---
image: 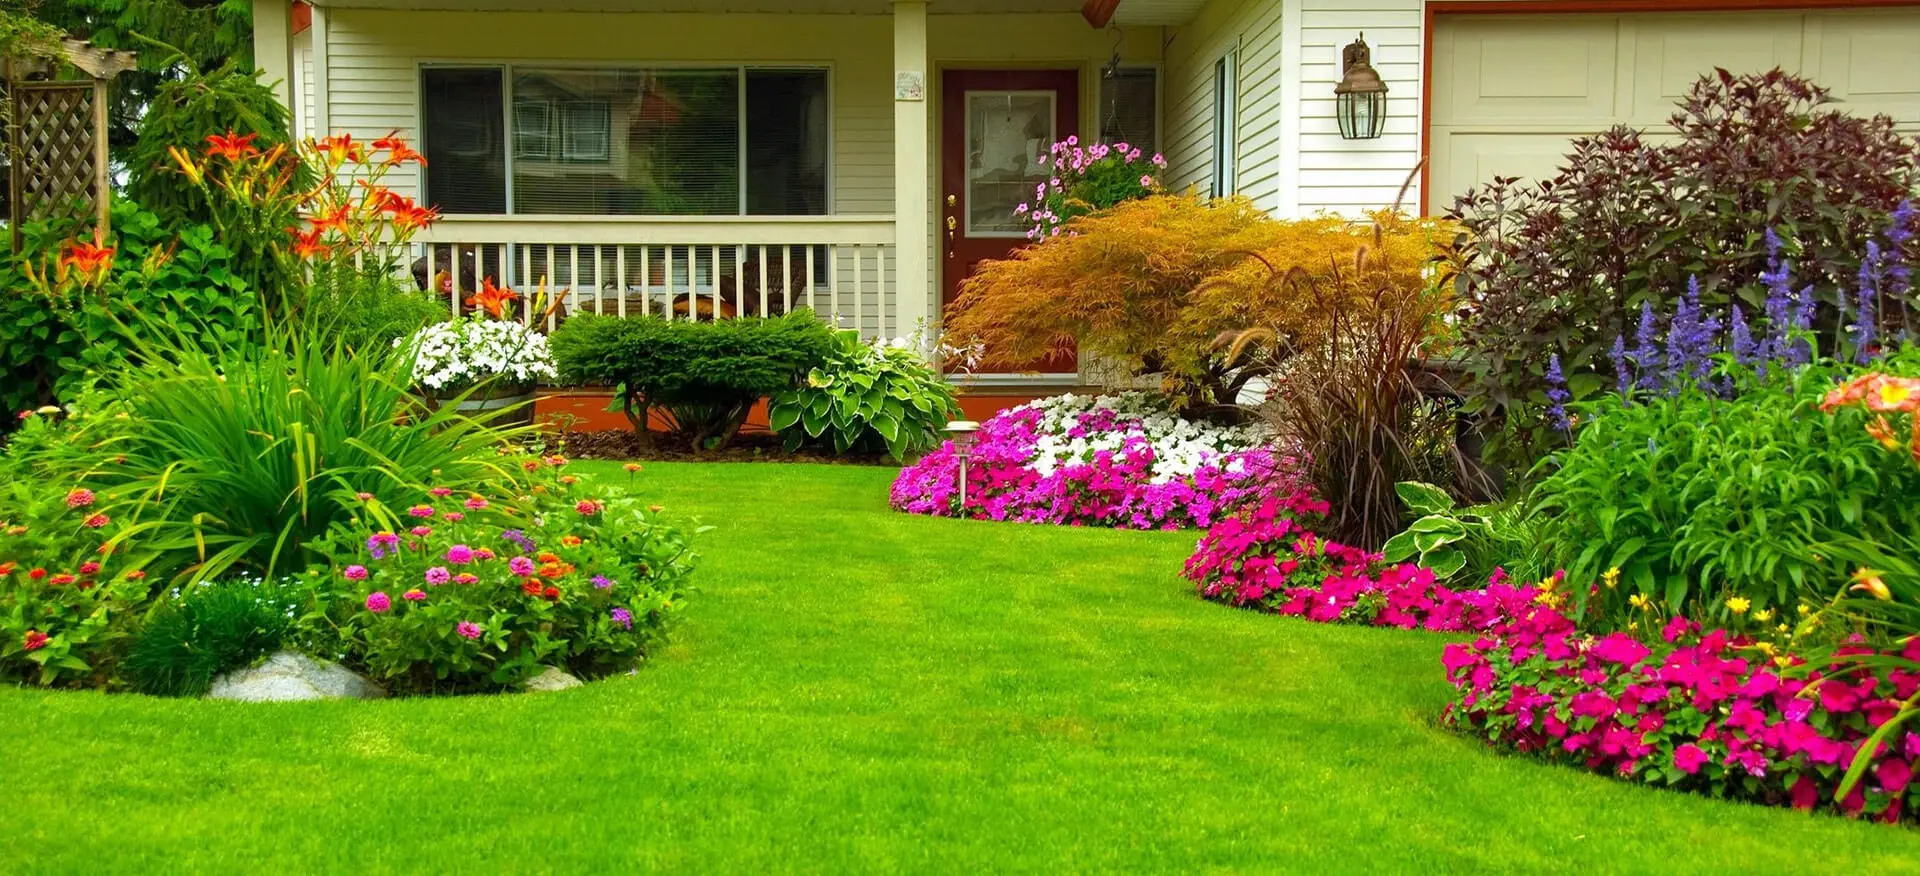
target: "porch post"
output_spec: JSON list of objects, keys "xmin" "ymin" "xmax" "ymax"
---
[
  {"xmin": 891, "ymin": 0, "xmax": 933, "ymax": 341},
  {"xmin": 252, "ymin": 0, "xmax": 294, "ymax": 122}
]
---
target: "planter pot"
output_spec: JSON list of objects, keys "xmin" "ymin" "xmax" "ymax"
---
[{"xmin": 437, "ymin": 384, "xmax": 536, "ymax": 428}]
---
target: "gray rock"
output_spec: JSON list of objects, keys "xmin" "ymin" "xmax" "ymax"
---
[
  {"xmin": 207, "ymin": 651, "xmax": 386, "ymax": 702},
  {"xmin": 524, "ymin": 666, "xmax": 584, "ymax": 692}
]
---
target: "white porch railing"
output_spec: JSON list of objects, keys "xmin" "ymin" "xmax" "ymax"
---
[{"xmin": 409, "ymin": 215, "xmax": 901, "ymax": 339}]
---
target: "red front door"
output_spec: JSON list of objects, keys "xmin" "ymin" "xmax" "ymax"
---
[{"xmin": 940, "ymin": 69, "xmax": 1079, "ymax": 374}]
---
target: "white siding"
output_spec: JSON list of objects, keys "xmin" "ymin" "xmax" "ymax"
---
[
  {"xmin": 1297, "ymin": 0, "xmax": 1423, "ymax": 216},
  {"xmin": 319, "ymin": 10, "xmax": 897, "ymax": 212},
  {"xmin": 293, "ymin": 31, "xmax": 314, "ymax": 140},
  {"xmin": 1163, "ymin": 0, "xmax": 1288, "ymax": 211}
]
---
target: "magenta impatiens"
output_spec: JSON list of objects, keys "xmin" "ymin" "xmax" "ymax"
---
[
  {"xmin": 1443, "ymin": 597, "xmax": 1920, "ymax": 823},
  {"xmin": 890, "ymin": 393, "xmax": 1291, "ymax": 530},
  {"xmin": 1184, "ymin": 488, "xmax": 1535, "ymax": 632}
]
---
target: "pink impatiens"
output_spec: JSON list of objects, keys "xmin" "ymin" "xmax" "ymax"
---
[
  {"xmin": 1443, "ymin": 593, "xmax": 1920, "ymax": 824},
  {"xmin": 891, "ymin": 394, "xmax": 1292, "ymax": 530}
]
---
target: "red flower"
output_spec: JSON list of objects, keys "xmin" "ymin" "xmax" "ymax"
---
[
  {"xmin": 521, "ymin": 579, "xmax": 544, "ymax": 596},
  {"xmin": 204, "ymin": 131, "xmax": 261, "ymax": 161},
  {"xmin": 65, "ymin": 488, "xmax": 95, "ymax": 508},
  {"xmin": 78, "ymin": 561, "xmax": 100, "ymax": 575},
  {"xmin": 57, "ymin": 241, "xmax": 116, "ymax": 278},
  {"xmin": 28, "ymin": 568, "xmax": 46, "ymax": 581},
  {"xmin": 49, "ymin": 573, "xmax": 75, "ymax": 586},
  {"xmin": 309, "ymin": 204, "xmax": 354, "ymax": 235},
  {"xmin": 22, "ymin": 630, "xmax": 48, "ymax": 651},
  {"xmin": 82, "ymin": 513, "xmax": 110, "ymax": 529},
  {"xmin": 372, "ymin": 132, "xmax": 426, "ymax": 167},
  {"xmin": 465, "ymin": 277, "xmax": 519, "ymax": 319},
  {"xmin": 0, "ymin": 562, "xmax": 14, "ymax": 576},
  {"xmin": 290, "ymin": 227, "xmax": 332, "ymax": 259},
  {"xmin": 542, "ymin": 586, "xmax": 561, "ymax": 601}
]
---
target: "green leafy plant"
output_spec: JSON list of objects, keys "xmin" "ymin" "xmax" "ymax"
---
[
  {"xmin": 0, "ymin": 475, "xmax": 151, "ymax": 688},
  {"xmin": 1532, "ymin": 348, "xmax": 1920, "ymax": 629},
  {"xmin": 1380, "ymin": 482, "xmax": 1543, "ymax": 584},
  {"xmin": 122, "ymin": 576, "xmax": 304, "ymax": 697},
  {"xmin": 768, "ymin": 330, "xmax": 960, "ymax": 461},
  {"xmin": 549, "ymin": 311, "xmax": 835, "ymax": 451},
  {"xmin": 125, "ymin": 57, "xmax": 298, "ymax": 230},
  {"xmin": 301, "ymin": 461, "xmax": 695, "ymax": 693},
  {"xmin": 89, "ymin": 321, "xmax": 534, "ymax": 582}
]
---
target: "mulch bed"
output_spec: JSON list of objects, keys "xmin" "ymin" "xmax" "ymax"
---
[{"xmin": 558, "ymin": 429, "xmax": 898, "ymax": 466}]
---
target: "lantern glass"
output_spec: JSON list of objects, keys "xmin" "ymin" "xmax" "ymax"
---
[{"xmin": 1337, "ymin": 90, "xmax": 1387, "ymax": 140}]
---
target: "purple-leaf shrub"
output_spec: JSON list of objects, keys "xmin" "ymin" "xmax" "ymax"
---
[
  {"xmin": 889, "ymin": 393, "xmax": 1290, "ymax": 530},
  {"xmin": 1444, "ymin": 598, "xmax": 1920, "ymax": 824}
]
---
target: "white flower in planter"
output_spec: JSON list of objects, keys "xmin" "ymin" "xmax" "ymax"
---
[{"xmin": 399, "ymin": 318, "xmax": 557, "ymax": 394}]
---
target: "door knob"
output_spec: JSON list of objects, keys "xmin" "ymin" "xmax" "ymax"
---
[{"xmin": 945, "ymin": 194, "xmax": 956, "ymax": 207}]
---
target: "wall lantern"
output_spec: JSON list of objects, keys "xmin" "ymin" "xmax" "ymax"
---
[
  {"xmin": 944, "ymin": 420, "xmax": 981, "ymax": 508},
  {"xmin": 1334, "ymin": 33, "xmax": 1389, "ymax": 141}
]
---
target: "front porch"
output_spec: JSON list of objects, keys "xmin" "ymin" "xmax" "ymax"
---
[{"xmin": 254, "ymin": 0, "xmax": 1172, "ymax": 349}]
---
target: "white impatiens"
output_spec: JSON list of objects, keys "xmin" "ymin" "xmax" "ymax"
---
[
  {"xmin": 1019, "ymin": 392, "xmax": 1270, "ymax": 484},
  {"xmin": 399, "ymin": 318, "xmax": 557, "ymax": 393}
]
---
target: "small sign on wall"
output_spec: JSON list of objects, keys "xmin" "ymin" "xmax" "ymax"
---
[{"xmin": 895, "ymin": 71, "xmax": 925, "ymax": 102}]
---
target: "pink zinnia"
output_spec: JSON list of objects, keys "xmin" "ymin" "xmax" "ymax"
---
[
  {"xmin": 343, "ymin": 564, "xmax": 369, "ymax": 581},
  {"xmin": 575, "ymin": 500, "xmax": 602, "ymax": 516},
  {"xmin": 424, "ymin": 566, "xmax": 451, "ymax": 585},
  {"xmin": 403, "ymin": 588, "xmax": 427, "ymax": 601},
  {"xmin": 509, "ymin": 556, "xmax": 536, "ymax": 576},
  {"xmin": 453, "ymin": 573, "xmax": 479, "ymax": 585},
  {"xmin": 464, "ymin": 497, "xmax": 488, "ymax": 510},
  {"xmin": 82, "ymin": 513, "xmax": 109, "ymax": 529},
  {"xmin": 429, "ymin": 487, "xmax": 453, "ymax": 497},
  {"xmin": 408, "ymin": 505, "xmax": 435, "ymax": 519},
  {"xmin": 410, "ymin": 526, "xmax": 433, "ymax": 538},
  {"xmin": 456, "ymin": 621, "xmax": 482, "ymax": 639},
  {"xmin": 365, "ymin": 591, "xmax": 391, "ymax": 613},
  {"xmin": 446, "ymin": 544, "xmax": 475, "ymax": 565},
  {"xmin": 444, "ymin": 512, "xmax": 465, "ymax": 522},
  {"xmin": 475, "ymin": 548, "xmax": 496, "ymax": 561},
  {"xmin": 65, "ymin": 488, "xmax": 94, "ymax": 508}
]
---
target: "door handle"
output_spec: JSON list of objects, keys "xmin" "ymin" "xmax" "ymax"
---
[{"xmin": 945, "ymin": 215, "xmax": 956, "ymax": 257}]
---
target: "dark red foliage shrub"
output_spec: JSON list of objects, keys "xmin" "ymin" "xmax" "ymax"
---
[{"xmin": 1447, "ymin": 68, "xmax": 1920, "ymax": 460}]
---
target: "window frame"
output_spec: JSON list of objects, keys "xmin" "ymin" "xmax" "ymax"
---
[
  {"xmin": 1211, "ymin": 52, "xmax": 1237, "ymax": 199},
  {"xmin": 417, "ymin": 60, "xmax": 835, "ymax": 217}
]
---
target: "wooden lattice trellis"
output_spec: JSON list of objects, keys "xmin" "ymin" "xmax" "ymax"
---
[{"xmin": 4, "ymin": 39, "xmax": 134, "ymax": 247}]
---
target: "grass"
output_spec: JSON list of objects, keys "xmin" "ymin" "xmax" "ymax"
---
[{"xmin": 5, "ymin": 461, "xmax": 1918, "ymax": 874}]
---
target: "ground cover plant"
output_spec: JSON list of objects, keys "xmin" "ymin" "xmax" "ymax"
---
[
  {"xmin": 7, "ymin": 463, "xmax": 1919, "ymax": 873},
  {"xmin": 890, "ymin": 392, "xmax": 1288, "ymax": 529}
]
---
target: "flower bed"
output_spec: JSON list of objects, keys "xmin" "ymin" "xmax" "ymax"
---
[
  {"xmin": 1184, "ymin": 489, "xmax": 1534, "ymax": 631},
  {"xmin": 1442, "ymin": 602, "xmax": 1920, "ymax": 823},
  {"xmin": 889, "ymin": 393, "xmax": 1289, "ymax": 529}
]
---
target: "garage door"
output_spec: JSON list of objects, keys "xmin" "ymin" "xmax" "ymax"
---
[{"xmin": 1429, "ymin": 9, "xmax": 1920, "ymax": 211}]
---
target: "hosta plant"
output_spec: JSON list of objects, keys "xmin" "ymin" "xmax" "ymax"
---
[{"xmin": 768, "ymin": 330, "xmax": 961, "ymax": 461}]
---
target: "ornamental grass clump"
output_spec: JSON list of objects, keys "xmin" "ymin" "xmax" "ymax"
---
[{"xmin": 889, "ymin": 392, "xmax": 1287, "ymax": 530}]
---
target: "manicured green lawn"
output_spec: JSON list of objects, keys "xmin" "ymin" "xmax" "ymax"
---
[{"xmin": 5, "ymin": 462, "xmax": 1917, "ymax": 873}]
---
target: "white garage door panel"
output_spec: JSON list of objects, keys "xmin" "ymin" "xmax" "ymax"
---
[
  {"xmin": 1430, "ymin": 9, "xmax": 1920, "ymax": 211},
  {"xmin": 1629, "ymin": 15, "xmax": 1804, "ymax": 123}
]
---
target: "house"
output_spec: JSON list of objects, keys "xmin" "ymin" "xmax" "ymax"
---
[{"xmin": 252, "ymin": 0, "xmax": 1920, "ymax": 402}]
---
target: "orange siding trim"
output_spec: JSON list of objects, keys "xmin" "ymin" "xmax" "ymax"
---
[{"xmin": 1417, "ymin": 0, "xmax": 1920, "ymax": 215}]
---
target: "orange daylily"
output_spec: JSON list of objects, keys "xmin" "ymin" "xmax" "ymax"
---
[
  {"xmin": 57, "ymin": 241, "xmax": 115, "ymax": 282},
  {"xmin": 290, "ymin": 227, "xmax": 332, "ymax": 259},
  {"xmin": 372, "ymin": 132, "xmax": 427, "ymax": 166},
  {"xmin": 312, "ymin": 134, "xmax": 365, "ymax": 165},
  {"xmin": 309, "ymin": 204, "xmax": 354, "ymax": 234},
  {"xmin": 465, "ymin": 277, "xmax": 519, "ymax": 319},
  {"xmin": 204, "ymin": 131, "xmax": 260, "ymax": 161},
  {"xmin": 372, "ymin": 190, "xmax": 439, "ymax": 231}
]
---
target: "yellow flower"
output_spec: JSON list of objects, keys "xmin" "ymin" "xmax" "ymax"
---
[
  {"xmin": 1629, "ymin": 593, "xmax": 1651, "ymax": 610},
  {"xmin": 1774, "ymin": 655, "xmax": 1792, "ymax": 669},
  {"xmin": 1726, "ymin": 596, "xmax": 1751, "ymax": 615},
  {"xmin": 1752, "ymin": 608, "xmax": 1774, "ymax": 623},
  {"xmin": 1776, "ymin": 623, "xmax": 1790, "ymax": 635},
  {"xmin": 1602, "ymin": 567, "xmax": 1621, "ymax": 589},
  {"xmin": 1797, "ymin": 603, "xmax": 1811, "ymax": 616},
  {"xmin": 1879, "ymin": 381, "xmax": 1913, "ymax": 409},
  {"xmin": 1851, "ymin": 568, "xmax": 1892, "ymax": 601}
]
